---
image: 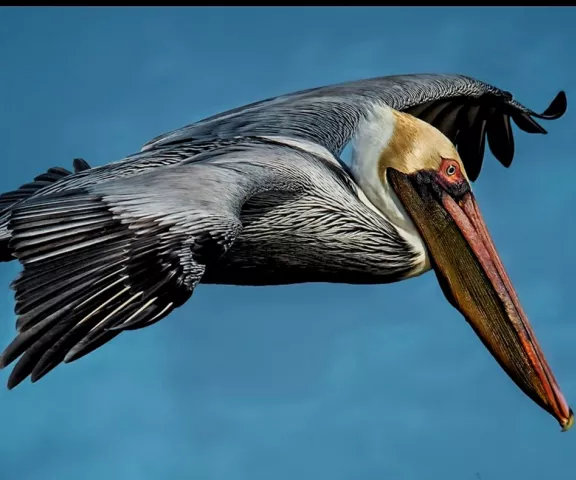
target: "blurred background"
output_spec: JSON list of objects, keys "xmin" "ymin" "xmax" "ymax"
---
[{"xmin": 0, "ymin": 6, "xmax": 575, "ymax": 480}]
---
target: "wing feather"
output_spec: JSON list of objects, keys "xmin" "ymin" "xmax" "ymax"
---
[
  {"xmin": 140, "ymin": 74, "xmax": 566, "ymax": 182},
  {"xmin": 0, "ymin": 139, "xmax": 312, "ymax": 388}
]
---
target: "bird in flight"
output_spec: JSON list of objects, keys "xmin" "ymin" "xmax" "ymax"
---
[{"xmin": 0, "ymin": 73, "xmax": 571, "ymax": 431}]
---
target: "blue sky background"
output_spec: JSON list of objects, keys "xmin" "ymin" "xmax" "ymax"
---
[{"xmin": 1, "ymin": 6, "xmax": 575, "ymax": 480}]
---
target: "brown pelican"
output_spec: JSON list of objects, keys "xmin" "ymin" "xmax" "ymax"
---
[{"xmin": 0, "ymin": 74, "xmax": 572, "ymax": 431}]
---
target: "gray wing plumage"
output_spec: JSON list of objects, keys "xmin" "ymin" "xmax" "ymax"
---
[
  {"xmin": 0, "ymin": 138, "xmax": 324, "ymax": 388},
  {"xmin": 143, "ymin": 73, "xmax": 567, "ymax": 181},
  {"xmin": 0, "ymin": 158, "xmax": 91, "ymax": 217}
]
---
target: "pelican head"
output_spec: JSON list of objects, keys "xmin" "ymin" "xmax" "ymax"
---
[{"xmin": 352, "ymin": 106, "xmax": 573, "ymax": 431}]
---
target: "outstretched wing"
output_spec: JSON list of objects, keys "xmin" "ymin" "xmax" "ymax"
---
[
  {"xmin": 0, "ymin": 138, "xmax": 312, "ymax": 388},
  {"xmin": 142, "ymin": 73, "xmax": 566, "ymax": 181}
]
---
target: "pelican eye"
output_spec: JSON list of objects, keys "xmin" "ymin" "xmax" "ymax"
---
[{"xmin": 445, "ymin": 164, "xmax": 457, "ymax": 176}]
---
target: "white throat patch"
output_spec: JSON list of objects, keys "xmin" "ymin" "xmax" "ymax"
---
[{"xmin": 350, "ymin": 103, "xmax": 430, "ymax": 277}]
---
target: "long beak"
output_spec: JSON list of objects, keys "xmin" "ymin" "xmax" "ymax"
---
[{"xmin": 388, "ymin": 168, "xmax": 573, "ymax": 431}]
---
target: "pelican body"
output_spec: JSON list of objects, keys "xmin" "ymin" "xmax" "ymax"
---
[{"xmin": 0, "ymin": 73, "xmax": 572, "ymax": 431}]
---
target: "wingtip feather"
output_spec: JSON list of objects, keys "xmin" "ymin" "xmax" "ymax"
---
[{"xmin": 534, "ymin": 90, "xmax": 568, "ymax": 120}]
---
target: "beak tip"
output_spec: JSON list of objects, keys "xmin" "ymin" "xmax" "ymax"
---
[{"xmin": 560, "ymin": 408, "xmax": 574, "ymax": 432}]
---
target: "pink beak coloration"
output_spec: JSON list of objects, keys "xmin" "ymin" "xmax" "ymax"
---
[{"xmin": 388, "ymin": 167, "xmax": 573, "ymax": 431}]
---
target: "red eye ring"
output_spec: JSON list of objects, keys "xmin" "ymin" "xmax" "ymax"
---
[
  {"xmin": 445, "ymin": 164, "xmax": 457, "ymax": 176},
  {"xmin": 440, "ymin": 158, "xmax": 461, "ymax": 181}
]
